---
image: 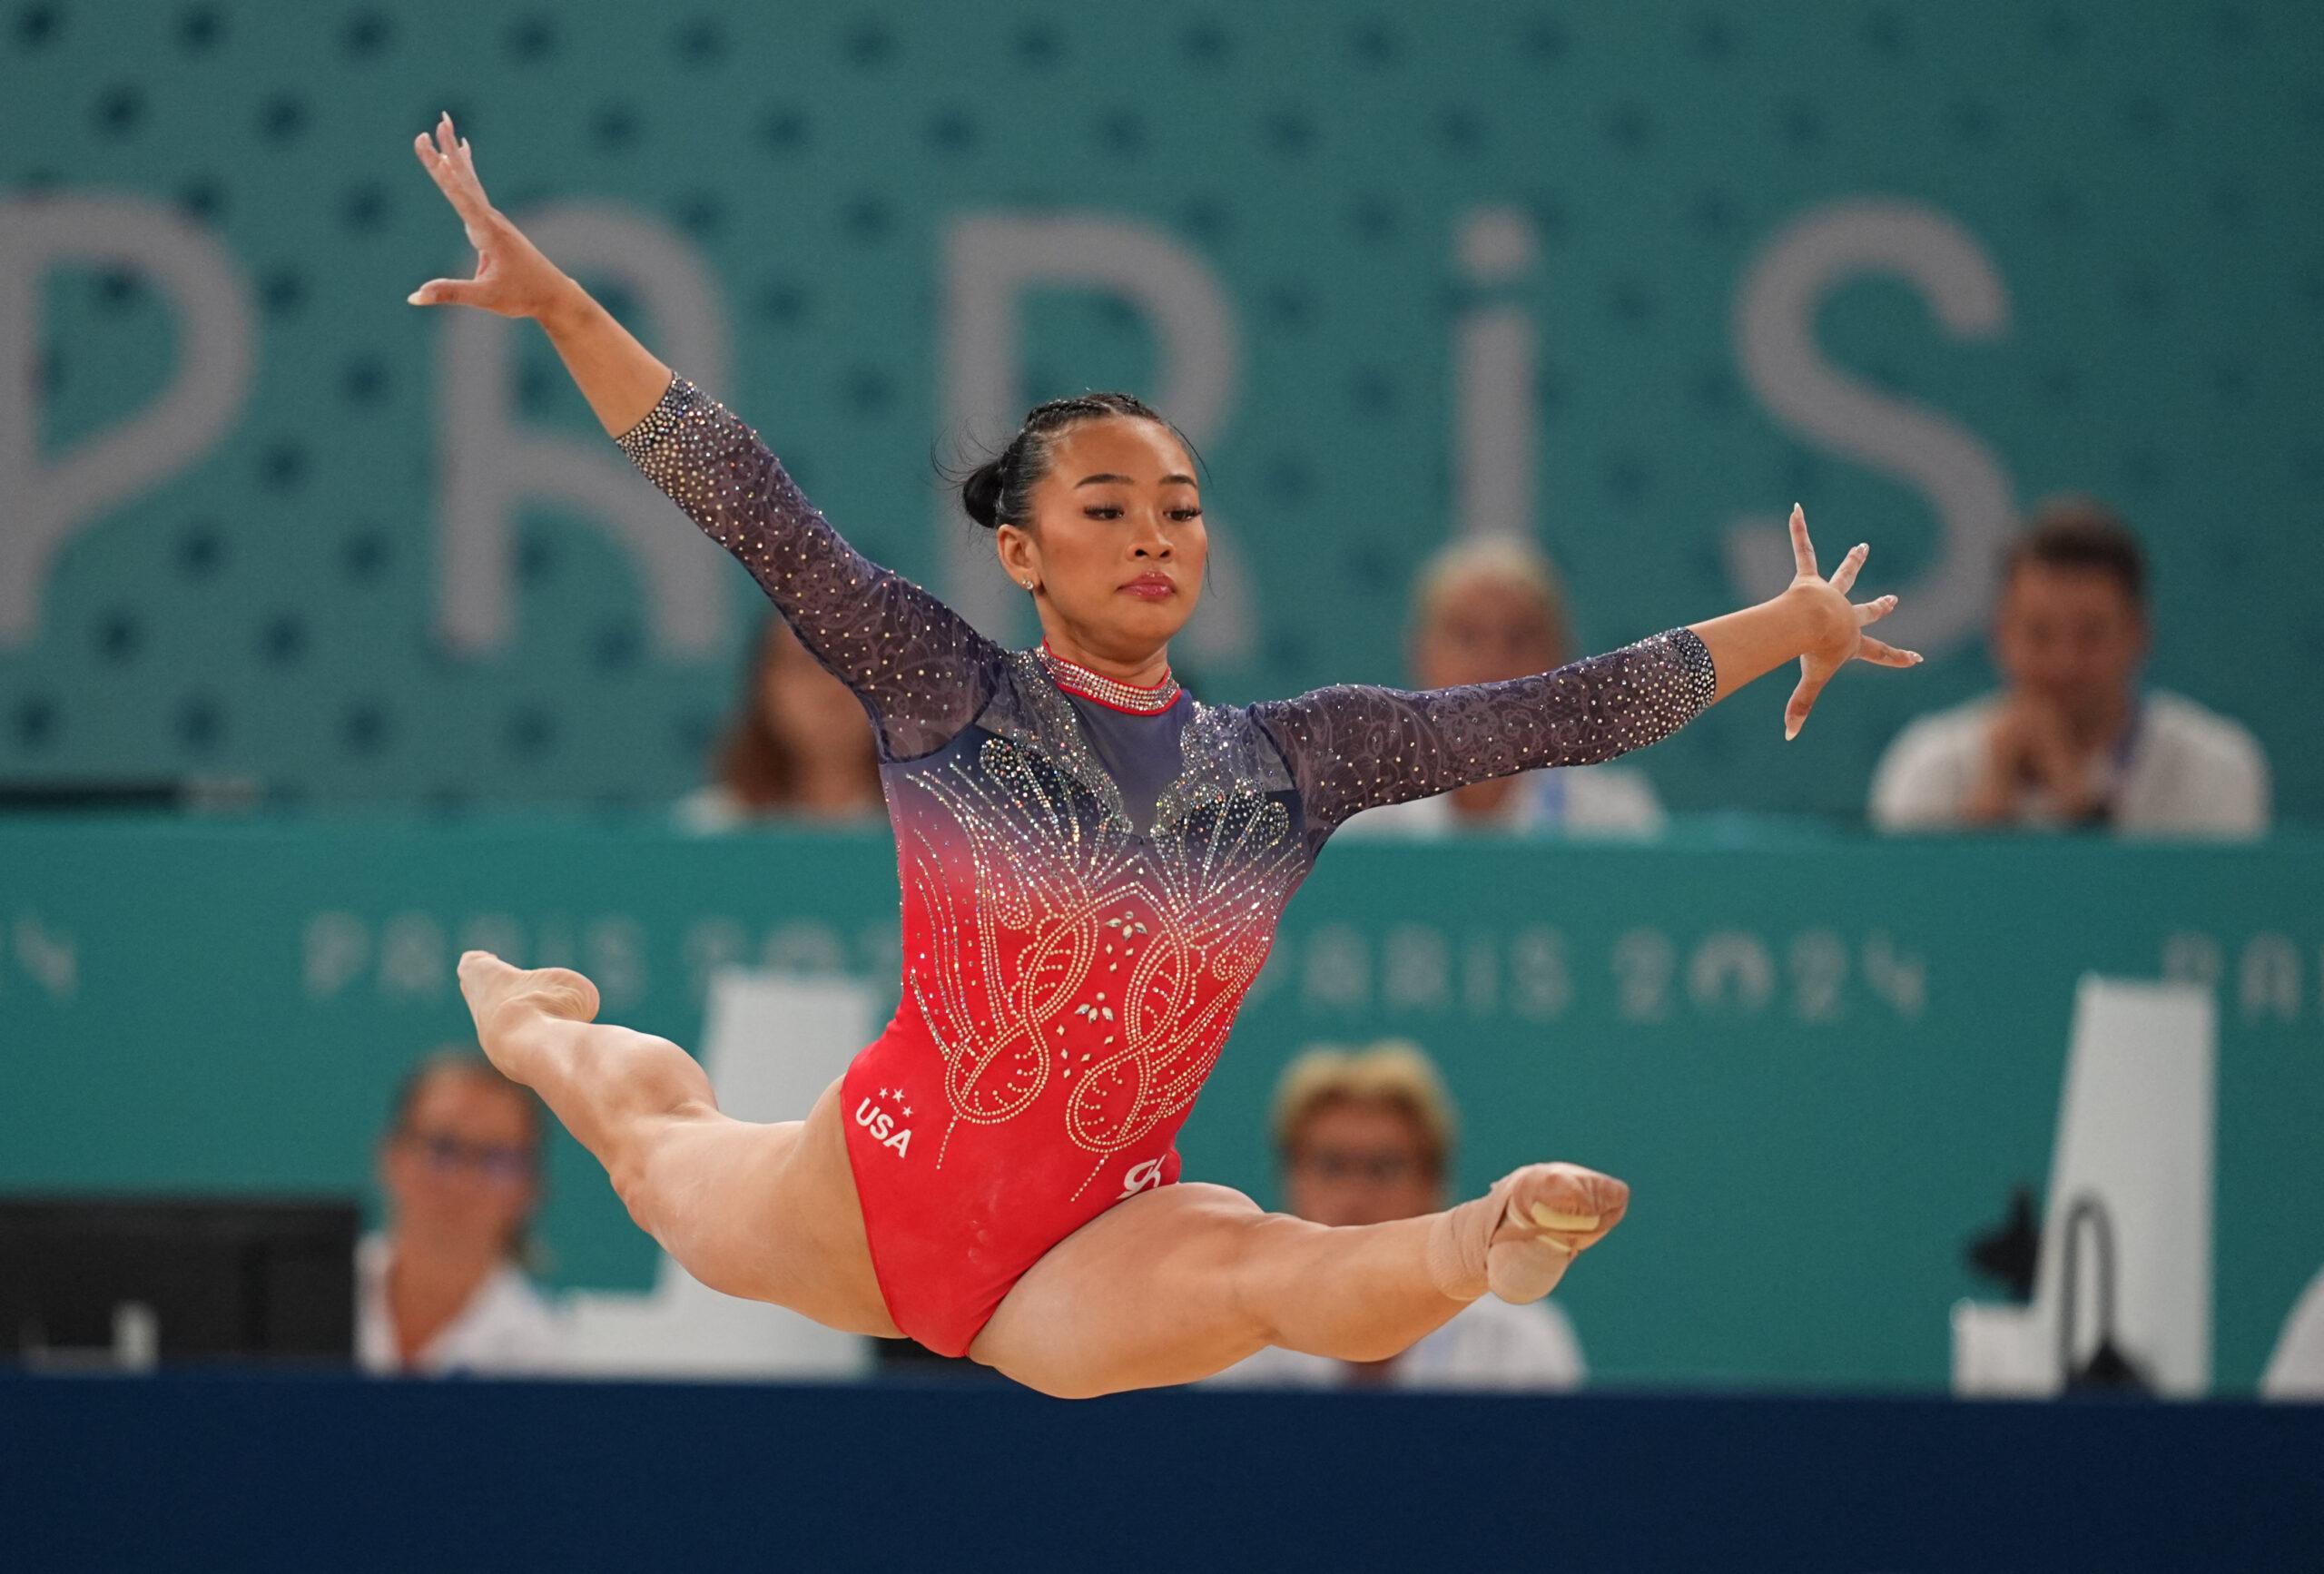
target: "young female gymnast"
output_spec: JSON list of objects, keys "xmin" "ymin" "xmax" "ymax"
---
[{"xmin": 409, "ymin": 113, "xmax": 1921, "ymax": 1396}]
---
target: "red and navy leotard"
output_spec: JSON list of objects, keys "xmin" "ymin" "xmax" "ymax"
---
[{"xmin": 617, "ymin": 375, "xmax": 1718, "ymax": 1355}]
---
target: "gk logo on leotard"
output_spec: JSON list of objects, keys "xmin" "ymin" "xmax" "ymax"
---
[{"xmin": 1118, "ymin": 1156, "xmax": 1165, "ymax": 1199}]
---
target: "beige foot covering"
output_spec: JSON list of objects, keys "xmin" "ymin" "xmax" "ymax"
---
[
  {"xmin": 1485, "ymin": 1190, "xmax": 1592, "ymax": 1304},
  {"xmin": 1426, "ymin": 1164, "xmax": 1616, "ymax": 1304}
]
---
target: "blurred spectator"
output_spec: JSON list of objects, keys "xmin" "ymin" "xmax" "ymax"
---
[
  {"xmin": 1339, "ymin": 536, "xmax": 1663, "ymax": 838},
  {"xmin": 1204, "ymin": 1040, "xmax": 1586, "ymax": 1391},
  {"xmin": 677, "ymin": 613, "xmax": 884, "ymax": 830},
  {"xmin": 1870, "ymin": 498, "xmax": 2269, "ymax": 835},
  {"xmin": 2262, "ymin": 1265, "xmax": 2324, "ymax": 1400},
  {"xmin": 359, "ymin": 1049, "xmax": 566, "ymax": 1375}
]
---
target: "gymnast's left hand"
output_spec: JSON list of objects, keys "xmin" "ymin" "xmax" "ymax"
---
[{"xmin": 1777, "ymin": 505, "xmax": 1922, "ymax": 742}]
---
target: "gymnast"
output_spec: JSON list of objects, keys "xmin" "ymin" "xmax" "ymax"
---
[{"xmin": 409, "ymin": 113, "xmax": 1920, "ymax": 1396}]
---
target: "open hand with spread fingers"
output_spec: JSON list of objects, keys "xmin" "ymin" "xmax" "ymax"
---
[
  {"xmin": 1775, "ymin": 504, "xmax": 1922, "ymax": 741},
  {"xmin": 407, "ymin": 111, "xmax": 568, "ymax": 320}
]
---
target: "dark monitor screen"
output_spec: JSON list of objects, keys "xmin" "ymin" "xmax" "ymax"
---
[{"xmin": 0, "ymin": 1195, "xmax": 359, "ymax": 1366}]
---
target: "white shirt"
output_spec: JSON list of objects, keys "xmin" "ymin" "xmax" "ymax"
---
[
  {"xmin": 356, "ymin": 1232, "xmax": 568, "ymax": 1376},
  {"xmin": 1200, "ymin": 1294, "xmax": 1586, "ymax": 1392},
  {"xmin": 1336, "ymin": 764, "xmax": 1664, "ymax": 840},
  {"xmin": 674, "ymin": 783, "xmax": 764, "ymax": 832},
  {"xmin": 1868, "ymin": 690, "xmax": 2269, "ymax": 837},
  {"xmin": 675, "ymin": 784, "xmax": 886, "ymax": 833},
  {"xmin": 2262, "ymin": 1267, "xmax": 2324, "ymax": 1401}
]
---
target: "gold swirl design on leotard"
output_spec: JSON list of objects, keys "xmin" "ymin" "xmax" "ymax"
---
[
  {"xmin": 901, "ymin": 673, "xmax": 1304, "ymax": 1191},
  {"xmin": 906, "ymin": 736, "xmax": 1145, "ymax": 1134},
  {"xmin": 1064, "ymin": 703, "xmax": 1299, "ymax": 1151}
]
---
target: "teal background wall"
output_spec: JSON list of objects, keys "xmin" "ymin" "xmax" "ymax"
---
[
  {"xmin": 5, "ymin": 0, "xmax": 2320, "ymax": 817},
  {"xmin": 4, "ymin": 820, "xmax": 2319, "ymax": 1393}
]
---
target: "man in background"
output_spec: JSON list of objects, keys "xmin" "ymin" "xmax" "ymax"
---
[
  {"xmin": 1870, "ymin": 497, "xmax": 2268, "ymax": 835},
  {"xmin": 1204, "ymin": 1040, "xmax": 1585, "ymax": 1391}
]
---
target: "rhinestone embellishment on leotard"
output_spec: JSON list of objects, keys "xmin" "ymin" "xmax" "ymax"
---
[
  {"xmin": 1035, "ymin": 644, "xmax": 1181, "ymax": 713},
  {"xmin": 615, "ymin": 374, "xmax": 1002, "ymax": 762},
  {"xmin": 898, "ymin": 674, "xmax": 1300, "ymax": 1196}
]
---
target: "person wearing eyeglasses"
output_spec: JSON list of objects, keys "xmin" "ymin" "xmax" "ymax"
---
[
  {"xmin": 1204, "ymin": 1041, "xmax": 1587, "ymax": 1391},
  {"xmin": 358, "ymin": 1049, "xmax": 567, "ymax": 1375}
]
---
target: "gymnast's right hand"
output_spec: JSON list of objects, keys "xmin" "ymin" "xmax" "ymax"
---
[{"xmin": 407, "ymin": 112, "xmax": 566, "ymax": 320}]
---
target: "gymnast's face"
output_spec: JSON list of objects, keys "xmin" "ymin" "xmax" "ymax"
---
[
  {"xmin": 994, "ymin": 417, "xmax": 1206, "ymax": 664},
  {"xmin": 1283, "ymin": 1099, "xmax": 1443, "ymax": 1228},
  {"xmin": 379, "ymin": 1067, "xmax": 539, "ymax": 1262}
]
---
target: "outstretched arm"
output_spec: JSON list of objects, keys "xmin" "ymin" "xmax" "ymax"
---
[
  {"xmin": 604, "ymin": 373, "xmax": 1000, "ymax": 757},
  {"xmin": 1255, "ymin": 506, "xmax": 1916, "ymax": 831},
  {"xmin": 408, "ymin": 113, "xmax": 999, "ymax": 758},
  {"xmin": 1250, "ymin": 626, "xmax": 1718, "ymax": 831}
]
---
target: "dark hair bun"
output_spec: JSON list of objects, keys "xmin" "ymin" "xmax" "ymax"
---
[
  {"xmin": 960, "ymin": 456, "xmax": 1006, "ymax": 532},
  {"xmin": 954, "ymin": 395, "xmax": 1172, "ymax": 533}
]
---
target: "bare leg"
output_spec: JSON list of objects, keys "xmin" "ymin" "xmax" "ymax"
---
[
  {"xmin": 456, "ymin": 951, "xmax": 899, "ymax": 1337},
  {"xmin": 970, "ymin": 1164, "xmax": 1628, "ymax": 1399}
]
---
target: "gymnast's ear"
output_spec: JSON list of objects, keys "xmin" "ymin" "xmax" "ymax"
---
[{"xmin": 994, "ymin": 523, "xmax": 1041, "ymax": 593}]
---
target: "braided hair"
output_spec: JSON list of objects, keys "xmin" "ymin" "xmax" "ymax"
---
[{"xmin": 956, "ymin": 392, "xmax": 1190, "ymax": 532}]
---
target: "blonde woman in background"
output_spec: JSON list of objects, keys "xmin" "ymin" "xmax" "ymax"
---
[
  {"xmin": 1341, "ymin": 536, "xmax": 1666, "ymax": 838},
  {"xmin": 360, "ymin": 1050, "xmax": 566, "ymax": 1375},
  {"xmin": 1206, "ymin": 1042, "xmax": 1587, "ymax": 1391}
]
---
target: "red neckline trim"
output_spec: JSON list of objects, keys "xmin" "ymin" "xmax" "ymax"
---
[{"xmin": 1037, "ymin": 643, "xmax": 1182, "ymax": 714}]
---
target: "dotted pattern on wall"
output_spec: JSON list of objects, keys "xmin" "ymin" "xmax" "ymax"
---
[{"xmin": 4, "ymin": 0, "xmax": 2320, "ymax": 818}]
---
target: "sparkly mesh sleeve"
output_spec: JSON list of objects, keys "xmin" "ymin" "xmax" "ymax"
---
[
  {"xmin": 614, "ymin": 373, "xmax": 1002, "ymax": 761},
  {"xmin": 1249, "ymin": 626, "xmax": 1718, "ymax": 833}
]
